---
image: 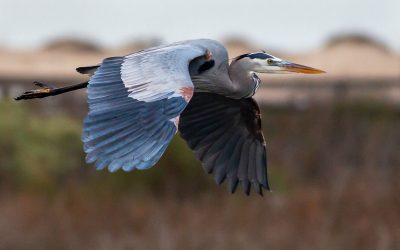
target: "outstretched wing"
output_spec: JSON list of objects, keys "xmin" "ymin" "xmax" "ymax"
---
[
  {"xmin": 179, "ymin": 93, "xmax": 269, "ymax": 195},
  {"xmin": 83, "ymin": 41, "xmax": 209, "ymax": 172}
]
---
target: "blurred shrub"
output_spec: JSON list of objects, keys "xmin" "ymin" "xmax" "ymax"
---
[
  {"xmin": 1, "ymin": 99, "xmax": 399, "ymax": 249},
  {"xmin": 42, "ymin": 38, "xmax": 102, "ymax": 53},
  {"xmin": 0, "ymin": 101, "xmax": 212, "ymax": 195},
  {"xmin": 0, "ymin": 101, "xmax": 85, "ymax": 192},
  {"xmin": 325, "ymin": 33, "xmax": 389, "ymax": 52},
  {"xmin": 0, "ymin": 99, "xmax": 399, "ymax": 197}
]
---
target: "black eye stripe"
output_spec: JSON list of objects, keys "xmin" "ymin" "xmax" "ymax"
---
[
  {"xmin": 198, "ymin": 60, "xmax": 215, "ymax": 74},
  {"xmin": 248, "ymin": 53, "xmax": 273, "ymax": 60},
  {"xmin": 235, "ymin": 52, "xmax": 273, "ymax": 61}
]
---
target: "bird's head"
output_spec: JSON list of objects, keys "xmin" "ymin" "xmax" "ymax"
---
[{"xmin": 233, "ymin": 51, "xmax": 325, "ymax": 74}]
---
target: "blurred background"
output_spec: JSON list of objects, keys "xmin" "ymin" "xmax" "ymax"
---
[{"xmin": 0, "ymin": 0, "xmax": 399, "ymax": 249}]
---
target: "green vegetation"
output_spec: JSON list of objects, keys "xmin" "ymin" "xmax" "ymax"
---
[
  {"xmin": 0, "ymin": 100, "xmax": 399, "ymax": 196},
  {"xmin": 0, "ymin": 101, "xmax": 212, "ymax": 195},
  {"xmin": 1, "ymin": 100, "xmax": 400, "ymax": 249},
  {"xmin": 0, "ymin": 101, "xmax": 84, "ymax": 192}
]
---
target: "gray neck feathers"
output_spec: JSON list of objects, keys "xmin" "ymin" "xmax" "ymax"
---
[
  {"xmin": 190, "ymin": 58, "xmax": 259, "ymax": 99},
  {"xmin": 227, "ymin": 59, "xmax": 260, "ymax": 98}
]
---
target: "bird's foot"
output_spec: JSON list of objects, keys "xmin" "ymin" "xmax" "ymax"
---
[
  {"xmin": 33, "ymin": 81, "xmax": 56, "ymax": 89},
  {"xmin": 14, "ymin": 81, "xmax": 54, "ymax": 100}
]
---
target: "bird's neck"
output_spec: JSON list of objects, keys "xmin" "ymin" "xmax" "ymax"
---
[{"xmin": 228, "ymin": 61, "xmax": 260, "ymax": 98}]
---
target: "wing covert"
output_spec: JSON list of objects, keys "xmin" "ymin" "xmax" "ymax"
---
[
  {"xmin": 83, "ymin": 41, "xmax": 210, "ymax": 172},
  {"xmin": 121, "ymin": 41, "xmax": 209, "ymax": 102}
]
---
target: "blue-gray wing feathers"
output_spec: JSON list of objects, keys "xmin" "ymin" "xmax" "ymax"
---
[
  {"xmin": 179, "ymin": 92, "xmax": 269, "ymax": 195},
  {"xmin": 82, "ymin": 43, "xmax": 203, "ymax": 171},
  {"xmin": 81, "ymin": 40, "xmax": 268, "ymax": 195}
]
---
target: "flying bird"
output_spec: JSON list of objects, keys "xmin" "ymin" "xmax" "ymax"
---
[{"xmin": 15, "ymin": 39, "xmax": 324, "ymax": 195}]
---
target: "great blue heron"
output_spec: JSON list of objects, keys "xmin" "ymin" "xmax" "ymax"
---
[{"xmin": 15, "ymin": 39, "xmax": 324, "ymax": 195}]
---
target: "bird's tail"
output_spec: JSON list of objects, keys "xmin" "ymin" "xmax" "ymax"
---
[{"xmin": 15, "ymin": 81, "xmax": 88, "ymax": 101}]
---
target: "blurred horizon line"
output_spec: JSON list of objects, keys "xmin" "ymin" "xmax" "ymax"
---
[{"xmin": 1, "ymin": 31, "xmax": 398, "ymax": 54}]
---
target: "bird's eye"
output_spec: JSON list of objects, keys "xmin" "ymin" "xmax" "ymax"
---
[{"xmin": 267, "ymin": 59, "xmax": 274, "ymax": 64}]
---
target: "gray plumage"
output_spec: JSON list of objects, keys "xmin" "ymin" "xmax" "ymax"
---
[{"xmin": 15, "ymin": 38, "xmax": 325, "ymax": 196}]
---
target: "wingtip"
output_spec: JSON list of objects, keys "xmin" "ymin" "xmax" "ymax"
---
[
  {"xmin": 253, "ymin": 183, "xmax": 264, "ymax": 196},
  {"xmin": 264, "ymin": 181, "xmax": 271, "ymax": 192},
  {"xmin": 214, "ymin": 173, "xmax": 226, "ymax": 185},
  {"xmin": 241, "ymin": 180, "xmax": 251, "ymax": 196},
  {"xmin": 228, "ymin": 178, "xmax": 239, "ymax": 194}
]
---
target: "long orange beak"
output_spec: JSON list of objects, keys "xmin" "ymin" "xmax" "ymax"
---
[{"xmin": 282, "ymin": 62, "xmax": 326, "ymax": 74}]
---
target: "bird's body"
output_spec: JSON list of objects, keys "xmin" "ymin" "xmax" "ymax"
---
[{"xmin": 16, "ymin": 39, "xmax": 324, "ymax": 195}]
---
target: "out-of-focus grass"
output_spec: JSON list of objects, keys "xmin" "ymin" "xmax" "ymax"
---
[
  {"xmin": 0, "ymin": 101, "xmax": 84, "ymax": 192},
  {"xmin": 1, "ymin": 100, "xmax": 399, "ymax": 195},
  {"xmin": 0, "ymin": 101, "xmax": 212, "ymax": 196},
  {"xmin": 0, "ymin": 99, "xmax": 400, "ymax": 250}
]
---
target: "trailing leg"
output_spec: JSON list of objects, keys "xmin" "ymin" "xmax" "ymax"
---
[{"xmin": 15, "ymin": 81, "xmax": 88, "ymax": 101}]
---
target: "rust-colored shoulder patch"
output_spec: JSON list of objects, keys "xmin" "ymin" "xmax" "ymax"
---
[{"xmin": 180, "ymin": 87, "xmax": 194, "ymax": 102}]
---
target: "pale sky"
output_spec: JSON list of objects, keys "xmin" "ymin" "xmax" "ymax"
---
[{"xmin": 1, "ymin": 0, "xmax": 399, "ymax": 51}]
